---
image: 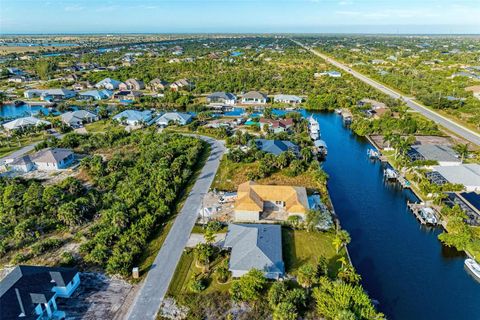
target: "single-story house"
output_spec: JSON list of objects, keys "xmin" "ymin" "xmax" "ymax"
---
[
  {"xmin": 431, "ymin": 164, "xmax": 480, "ymax": 192},
  {"xmin": 156, "ymin": 112, "xmax": 193, "ymax": 127},
  {"xmin": 241, "ymin": 91, "xmax": 268, "ymax": 104},
  {"xmin": 72, "ymin": 81, "xmax": 93, "ymax": 91},
  {"xmin": 234, "ymin": 181, "xmax": 309, "ymax": 221},
  {"xmin": 8, "ymin": 75, "xmax": 28, "ymax": 83},
  {"xmin": 223, "ymin": 224, "xmax": 285, "ymax": 279},
  {"xmin": 273, "ymin": 94, "xmax": 302, "ymax": 104},
  {"xmin": 112, "ymin": 90, "xmax": 143, "ymax": 101},
  {"xmin": 170, "ymin": 79, "xmax": 194, "ymax": 91},
  {"xmin": 444, "ymin": 192, "xmax": 480, "ymax": 226},
  {"xmin": 206, "ymin": 92, "xmax": 237, "ymax": 105},
  {"xmin": 61, "ymin": 110, "xmax": 99, "ymax": 127},
  {"xmin": 407, "ymin": 144, "xmax": 461, "ymax": 166},
  {"xmin": 465, "ymin": 85, "xmax": 480, "ymax": 101},
  {"xmin": 30, "ymin": 148, "xmax": 75, "ymax": 171},
  {"xmin": 259, "ymin": 118, "xmax": 294, "ymax": 133},
  {"xmin": 119, "ymin": 78, "xmax": 145, "ymax": 91},
  {"xmin": 0, "ymin": 265, "xmax": 80, "ymax": 320},
  {"xmin": 8, "ymin": 155, "xmax": 34, "ymax": 172},
  {"xmin": 254, "ymin": 139, "xmax": 299, "ymax": 156},
  {"xmin": 113, "ymin": 110, "xmax": 153, "ymax": 126},
  {"xmin": 148, "ymin": 78, "xmax": 169, "ymax": 91},
  {"xmin": 78, "ymin": 89, "xmax": 113, "ymax": 101},
  {"xmin": 3, "ymin": 116, "xmax": 51, "ymax": 131},
  {"xmin": 314, "ymin": 71, "xmax": 341, "ymax": 78},
  {"xmin": 95, "ymin": 78, "xmax": 123, "ymax": 90},
  {"xmin": 24, "ymin": 89, "xmax": 76, "ymax": 101}
]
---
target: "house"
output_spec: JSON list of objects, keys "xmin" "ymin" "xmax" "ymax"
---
[
  {"xmin": 465, "ymin": 85, "xmax": 480, "ymax": 101},
  {"xmin": 314, "ymin": 71, "xmax": 341, "ymax": 78},
  {"xmin": 170, "ymin": 79, "xmax": 193, "ymax": 91},
  {"xmin": 206, "ymin": 92, "xmax": 237, "ymax": 106},
  {"xmin": 0, "ymin": 265, "xmax": 80, "ymax": 320},
  {"xmin": 223, "ymin": 224, "xmax": 285, "ymax": 279},
  {"xmin": 119, "ymin": 79, "xmax": 145, "ymax": 91},
  {"xmin": 233, "ymin": 181, "xmax": 309, "ymax": 221},
  {"xmin": 113, "ymin": 90, "xmax": 143, "ymax": 101},
  {"xmin": 24, "ymin": 89, "xmax": 76, "ymax": 101},
  {"xmin": 156, "ymin": 112, "xmax": 193, "ymax": 127},
  {"xmin": 407, "ymin": 145, "xmax": 461, "ymax": 166},
  {"xmin": 8, "ymin": 155, "xmax": 34, "ymax": 172},
  {"xmin": 6, "ymin": 67, "xmax": 24, "ymax": 75},
  {"xmin": 444, "ymin": 192, "xmax": 480, "ymax": 226},
  {"xmin": 255, "ymin": 139, "xmax": 299, "ymax": 156},
  {"xmin": 273, "ymin": 94, "xmax": 302, "ymax": 104},
  {"xmin": 241, "ymin": 91, "xmax": 268, "ymax": 104},
  {"xmin": 78, "ymin": 89, "xmax": 113, "ymax": 101},
  {"xmin": 8, "ymin": 75, "xmax": 28, "ymax": 83},
  {"xmin": 72, "ymin": 81, "xmax": 93, "ymax": 91},
  {"xmin": 259, "ymin": 118, "xmax": 294, "ymax": 133},
  {"xmin": 148, "ymin": 78, "xmax": 169, "ymax": 92},
  {"xmin": 430, "ymin": 164, "xmax": 480, "ymax": 192},
  {"xmin": 61, "ymin": 110, "xmax": 99, "ymax": 127},
  {"xmin": 95, "ymin": 78, "xmax": 123, "ymax": 90},
  {"xmin": 113, "ymin": 110, "xmax": 153, "ymax": 126},
  {"xmin": 30, "ymin": 148, "xmax": 75, "ymax": 171},
  {"xmin": 3, "ymin": 117, "xmax": 51, "ymax": 131}
]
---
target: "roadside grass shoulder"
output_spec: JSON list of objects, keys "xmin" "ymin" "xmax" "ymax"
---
[{"xmin": 0, "ymin": 132, "xmax": 46, "ymax": 158}]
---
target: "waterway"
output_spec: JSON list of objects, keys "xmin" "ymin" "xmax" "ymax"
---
[
  {"xmin": 308, "ymin": 111, "xmax": 480, "ymax": 319},
  {"xmin": 0, "ymin": 103, "xmax": 54, "ymax": 120}
]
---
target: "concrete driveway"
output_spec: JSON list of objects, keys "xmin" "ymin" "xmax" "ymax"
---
[{"xmin": 127, "ymin": 136, "xmax": 225, "ymax": 320}]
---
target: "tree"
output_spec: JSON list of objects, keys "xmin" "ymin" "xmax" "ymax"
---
[
  {"xmin": 194, "ymin": 243, "xmax": 214, "ymax": 271},
  {"xmin": 268, "ymin": 281, "xmax": 288, "ymax": 307},
  {"xmin": 453, "ymin": 143, "xmax": 469, "ymax": 162},
  {"xmin": 297, "ymin": 263, "xmax": 318, "ymax": 290},
  {"xmin": 204, "ymin": 228, "xmax": 216, "ymax": 245},
  {"xmin": 273, "ymin": 302, "xmax": 298, "ymax": 320},
  {"xmin": 35, "ymin": 60, "xmax": 56, "ymax": 80},
  {"xmin": 189, "ymin": 274, "xmax": 206, "ymax": 293},
  {"xmin": 317, "ymin": 255, "xmax": 329, "ymax": 277},
  {"xmin": 215, "ymin": 259, "xmax": 230, "ymax": 283},
  {"xmin": 230, "ymin": 269, "xmax": 266, "ymax": 302},
  {"xmin": 333, "ymin": 230, "xmax": 351, "ymax": 254}
]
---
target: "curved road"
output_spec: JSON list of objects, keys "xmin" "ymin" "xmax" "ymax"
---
[
  {"xmin": 291, "ymin": 39, "xmax": 480, "ymax": 146},
  {"xmin": 127, "ymin": 135, "xmax": 226, "ymax": 320}
]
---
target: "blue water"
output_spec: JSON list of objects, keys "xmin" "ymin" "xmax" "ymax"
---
[
  {"xmin": 224, "ymin": 107, "xmax": 246, "ymax": 117},
  {"xmin": 0, "ymin": 104, "xmax": 53, "ymax": 119},
  {"xmin": 1, "ymin": 42, "xmax": 78, "ymax": 47},
  {"xmin": 231, "ymin": 51, "xmax": 244, "ymax": 57},
  {"xmin": 308, "ymin": 112, "xmax": 480, "ymax": 319}
]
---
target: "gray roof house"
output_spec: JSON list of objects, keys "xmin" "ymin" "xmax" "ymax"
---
[
  {"xmin": 78, "ymin": 89, "xmax": 113, "ymax": 101},
  {"xmin": 148, "ymin": 78, "xmax": 169, "ymax": 91},
  {"xmin": 432, "ymin": 164, "xmax": 480, "ymax": 192},
  {"xmin": 3, "ymin": 117, "xmax": 51, "ymax": 131},
  {"xmin": 156, "ymin": 112, "xmax": 193, "ymax": 127},
  {"xmin": 113, "ymin": 110, "xmax": 153, "ymax": 126},
  {"xmin": 255, "ymin": 139, "xmax": 299, "ymax": 156},
  {"xmin": 0, "ymin": 265, "xmax": 81, "ymax": 320},
  {"xmin": 408, "ymin": 144, "xmax": 461, "ymax": 166},
  {"xmin": 223, "ymin": 224, "xmax": 285, "ymax": 279},
  {"xmin": 30, "ymin": 148, "xmax": 75, "ymax": 171},
  {"xmin": 207, "ymin": 92, "xmax": 237, "ymax": 105},
  {"xmin": 95, "ymin": 78, "xmax": 123, "ymax": 90},
  {"xmin": 119, "ymin": 78, "xmax": 145, "ymax": 91},
  {"xmin": 61, "ymin": 110, "xmax": 99, "ymax": 127},
  {"xmin": 273, "ymin": 94, "xmax": 302, "ymax": 104},
  {"xmin": 241, "ymin": 91, "xmax": 268, "ymax": 104}
]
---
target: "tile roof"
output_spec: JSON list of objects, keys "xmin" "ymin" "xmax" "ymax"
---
[{"xmin": 255, "ymin": 139, "xmax": 298, "ymax": 156}]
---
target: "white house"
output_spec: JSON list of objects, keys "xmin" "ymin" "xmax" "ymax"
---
[
  {"xmin": 30, "ymin": 148, "xmax": 75, "ymax": 171},
  {"xmin": 95, "ymin": 78, "xmax": 123, "ymax": 90},
  {"xmin": 156, "ymin": 112, "xmax": 193, "ymax": 127},
  {"xmin": 3, "ymin": 116, "xmax": 51, "ymax": 131},
  {"xmin": 273, "ymin": 94, "xmax": 302, "ymax": 104},
  {"xmin": 8, "ymin": 155, "xmax": 34, "ymax": 172},
  {"xmin": 241, "ymin": 91, "xmax": 268, "ymax": 104},
  {"xmin": 113, "ymin": 110, "xmax": 153, "ymax": 126},
  {"xmin": 78, "ymin": 89, "xmax": 113, "ymax": 101},
  {"xmin": 61, "ymin": 110, "xmax": 99, "ymax": 127},
  {"xmin": 24, "ymin": 89, "xmax": 76, "ymax": 101},
  {"xmin": 206, "ymin": 92, "xmax": 237, "ymax": 105}
]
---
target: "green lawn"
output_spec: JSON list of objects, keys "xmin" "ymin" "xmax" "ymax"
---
[
  {"xmin": 282, "ymin": 227, "xmax": 347, "ymax": 277},
  {"xmin": 0, "ymin": 133, "xmax": 46, "ymax": 158},
  {"xmin": 84, "ymin": 120, "xmax": 117, "ymax": 133}
]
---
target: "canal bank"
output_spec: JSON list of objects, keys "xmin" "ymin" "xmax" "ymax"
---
[{"xmin": 307, "ymin": 111, "xmax": 480, "ymax": 320}]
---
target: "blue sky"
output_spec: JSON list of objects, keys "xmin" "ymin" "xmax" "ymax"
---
[{"xmin": 1, "ymin": 0, "xmax": 479, "ymax": 34}]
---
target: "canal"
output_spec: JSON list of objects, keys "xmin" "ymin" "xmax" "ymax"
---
[{"xmin": 309, "ymin": 111, "xmax": 480, "ymax": 319}]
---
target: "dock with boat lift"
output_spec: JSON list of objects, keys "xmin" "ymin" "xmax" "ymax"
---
[{"xmin": 407, "ymin": 202, "xmax": 439, "ymax": 225}]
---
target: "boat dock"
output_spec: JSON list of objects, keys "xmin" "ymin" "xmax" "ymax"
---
[{"xmin": 407, "ymin": 202, "xmax": 439, "ymax": 225}]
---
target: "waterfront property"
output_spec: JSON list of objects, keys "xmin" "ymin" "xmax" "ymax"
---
[
  {"xmin": 241, "ymin": 91, "xmax": 268, "ymax": 104},
  {"xmin": 112, "ymin": 110, "xmax": 153, "ymax": 126},
  {"xmin": 273, "ymin": 94, "xmax": 302, "ymax": 104},
  {"xmin": 233, "ymin": 181, "xmax": 309, "ymax": 221},
  {"xmin": 445, "ymin": 192, "xmax": 480, "ymax": 226},
  {"xmin": 255, "ymin": 139, "xmax": 299, "ymax": 156},
  {"xmin": 259, "ymin": 118, "xmax": 294, "ymax": 133},
  {"xmin": 61, "ymin": 110, "xmax": 99, "ymax": 127},
  {"xmin": 23, "ymin": 89, "xmax": 76, "ymax": 102},
  {"xmin": 78, "ymin": 89, "xmax": 113, "ymax": 101},
  {"xmin": 407, "ymin": 144, "xmax": 461, "ymax": 166},
  {"xmin": 430, "ymin": 164, "xmax": 480, "ymax": 192},
  {"xmin": 223, "ymin": 223, "xmax": 285, "ymax": 279},
  {"xmin": 2, "ymin": 116, "xmax": 51, "ymax": 131},
  {"xmin": 156, "ymin": 112, "xmax": 193, "ymax": 127},
  {"xmin": 206, "ymin": 92, "xmax": 237, "ymax": 105},
  {"xmin": 0, "ymin": 265, "xmax": 80, "ymax": 320}
]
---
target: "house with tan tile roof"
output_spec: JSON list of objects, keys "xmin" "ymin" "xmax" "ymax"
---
[{"xmin": 234, "ymin": 181, "xmax": 309, "ymax": 221}]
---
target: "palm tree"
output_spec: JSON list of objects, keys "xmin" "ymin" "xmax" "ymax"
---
[
  {"xmin": 333, "ymin": 230, "xmax": 351, "ymax": 254},
  {"xmin": 453, "ymin": 143, "xmax": 469, "ymax": 162}
]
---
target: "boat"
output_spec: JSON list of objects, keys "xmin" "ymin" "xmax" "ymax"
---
[
  {"xmin": 367, "ymin": 148, "xmax": 380, "ymax": 159},
  {"xmin": 419, "ymin": 207, "xmax": 438, "ymax": 225},
  {"xmin": 334, "ymin": 108, "xmax": 342, "ymax": 114},
  {"xmin": 308, "ymin": 115, "xmax": 320, "ymax": 132},
  {"xmin": 383, "ymin": 168, "xmax": 398, "ymax": 180},
  {"xmin": 314, "ymin": 139, "xmax": 328, "ymax": 158},
  {"xmin": 465, "ymin": 258, "xmax": 480, "ymax": 281}
]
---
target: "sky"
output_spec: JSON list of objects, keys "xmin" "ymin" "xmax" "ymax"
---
[{"xmin": 1, "ymin": 0, "xmax": 480, "ymax": 34}]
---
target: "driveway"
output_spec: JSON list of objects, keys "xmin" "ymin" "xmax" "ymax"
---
[
  {"xmin": 291, "ymin": 39, "xmax": 480, "ymax": 146},
  {"xmin": 127, "ymin": 135, "xmax": 226, "ymax": 320}
]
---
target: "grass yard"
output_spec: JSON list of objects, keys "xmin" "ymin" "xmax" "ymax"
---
[
  {"xmin": 282, "ymin": 227, "xmax": 347, "ymax": 277},
  {"xmin": 0, "ymin": 133, "xmax": 46, "ymax": 158},
  {"xmin": 84, "ymin": 120, "xmax": 117, "ymax": 133}
]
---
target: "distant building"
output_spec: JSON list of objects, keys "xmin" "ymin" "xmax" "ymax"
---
[
  {"xmin": 61, "ymin": 110, "xmax": 99, "ymax": 127},
  {"xmin": 273, "ymin": 94, "xmax": 302, "ymax": 104},
  {"xmin": 113, "ymin": 110, "xmax": 153, "ymax": 126},
  {"xmin": 24, "ymin": 89, "xmax": 76, "ymax": 101},
  {"xmin": 95, "ymin": 78, "xmax": 123, "ymax": 90},
  {"xmin": 408, "ymin": 145, "xmax": 461, "ymax": 166},
  {"xmin": 112, "ymin": 90, "xmax": 143, "ymax": 101},
  {"xmin": 206, "ymin": 92, "xmax": 237, "ymax": 106},
  {"xmin": 223, "ymin": 224, "xmax": 285, "ymax": 279},
  {"xmin": 259, "ymin": 118, "xmax": 294, "ymax": 133},
  {"xmin": 233, "ymin": 181, "xmax": 309, "ymax": 221},
  {"xmin": 430, "ymin": 164, "xmax": 480, "ymax": 192},
  {"xmin": 314, "ymin": 71, "xmax": 341, "ymax": 78},
  {"xmin": 119, "ymin": 79, "xmax": 145, "ymax": 91},
  {"xmin": 156, "ymin": 112, "xmax": 193, "ymax": 127},
  {"xmin": 148, "ymin": 78, "xmax": 169, "ymax": 92},
  {"xmin": 465, "ymin": 85, "xmax": 480, "ymax": 101},
  {"xmin": 78, "ymin": 89, "xmax": 112, "ymax": 101},
  {"xmin": 254, "ymin": 139, "xmax": 299, "ymax": 156},
  {"xmin": 241, "ymin": 91, "xmax": 268, "ymax": 104},
  {"xmin": 170, "ymin": 79, "xmax": 193, "ymax": 91},
  {"xmin": 445, "ymin": 192, "xmax": 480, "ymax": 226},
  {"xmin": 3, "ymin": 117, "xmax": 51, "ymax": 131},
  {"xmin": 0, "ymin": 265, "xmax": 80, "ymax": 320}
]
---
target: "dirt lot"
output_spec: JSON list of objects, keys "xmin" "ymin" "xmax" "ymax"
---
[
  {"xmin": 57, "ymin": 272, "xmax": 135, "ymax": 320},
  {"xmin": 199, "ymin": 191, "xmax": 236, "ymax": 223}
]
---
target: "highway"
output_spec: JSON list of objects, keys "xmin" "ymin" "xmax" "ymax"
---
[
  {"xmin": 291, "ymin": 39, "xmax": 480, "ymax": 146},
  {"xmin": 127, "ymin": 136, "xmax": 225, "ymax": 320}
]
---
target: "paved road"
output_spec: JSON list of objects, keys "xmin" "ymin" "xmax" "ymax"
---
[
  {"xmin": 127, "ymin": 135, "xmax": 226, "ymax": 320},
  {"xmin": 291, "ymin": 39, "xmax": 480, "ymax": 146}
]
